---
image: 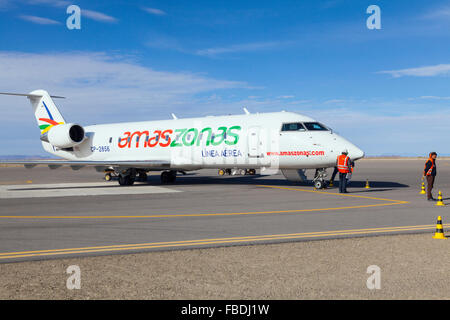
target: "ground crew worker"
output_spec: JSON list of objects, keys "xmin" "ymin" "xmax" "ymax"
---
[
  {"xmin": 423, "ymin": 152, "xmax": 437, "ymax": 201},
  {"xmin": 330, "ymin": 160, "xmax": 355, "ymax": 187},
  {"xmin": 337, "ymin": 149, "xmax": 351, "ymax": 193}
]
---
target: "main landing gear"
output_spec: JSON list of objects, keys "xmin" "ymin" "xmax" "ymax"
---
[
  {"xmin": 118, "ymin": 169, "xmax": 136, "ymax": 186},
  {"xmin": 107, "ymin": 169, "xmax": 177, "ymax": 186},
  {"xmin": 119, "ymin": 174, "xmax": 135, "ymax": 186},
  {"xmin": 117, "ymin": 169, "xmax": 147, "ymax": 186},
  {"xmin": 313, "ymin": 168, "xmax": 328, "ymax": 189}
]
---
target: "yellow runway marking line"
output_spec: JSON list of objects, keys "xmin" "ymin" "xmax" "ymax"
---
[
  {"xmin": 0, "ymin": 185, "xmax": 408, "ymax": 219},
  {"xmin": 0, "ymin": 203, "xmax": 406, "ymax": 219},
  {"xmin": 258, "ymin": 185, "xmax": 409, "ymax": 203},
  {"xmin": 0, "ymin": 180, "xmax": 32, "ymax": 185},
  {"xmin": 0, "ymin": 224, "xmax": 437, "ymax": 260}
]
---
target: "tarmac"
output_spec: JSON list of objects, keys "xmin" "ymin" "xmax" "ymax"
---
[
  {"xmin": 0, "ymin": 159, "xmax": 449, "ymax": 299},
  {"xmin": 1, "ymin": 233, "xmax": 448, "ymax": 299}
]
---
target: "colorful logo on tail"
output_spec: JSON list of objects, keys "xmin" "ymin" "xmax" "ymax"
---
[{"xmin": 39, "ymin": 101, "xmax": 64, "ymax": 134}]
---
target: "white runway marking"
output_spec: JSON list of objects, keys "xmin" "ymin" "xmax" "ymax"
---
[{"xmin": 0, "ymin": 182, "xmax": 181, "ymax": 199}]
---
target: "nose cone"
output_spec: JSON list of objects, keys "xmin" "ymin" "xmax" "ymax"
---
[
  {"xmin": 333, "ymin": 134, "xmax": 365, "ymax": 160},
  {"xmin": 350, "ymin": 147, "xmax": 365, "ymax": 161}
]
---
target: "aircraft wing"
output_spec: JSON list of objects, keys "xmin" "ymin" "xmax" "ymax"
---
[{"xmin": 0, "ymin": 160, "xmax": 171, "ymax": 171}]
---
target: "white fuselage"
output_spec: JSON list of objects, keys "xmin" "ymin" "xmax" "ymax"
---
[{"xmin": 46, "ymin": 111, "xmax": 364, "ymax": 171}]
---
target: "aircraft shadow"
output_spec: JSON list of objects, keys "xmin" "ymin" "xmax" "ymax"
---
[{"xmin": 149, "ymin": 174, "xmax": 410, "ymax": 189}]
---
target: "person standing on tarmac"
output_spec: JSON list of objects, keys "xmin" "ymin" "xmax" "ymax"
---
[
  {"xmin": 337, "ymin": 150, "xmax": 352, "ymax": 193},
  {"xmin": 330, "ymin": 160, "xmax": 354, "ymax": 187},
  {"xmin": 423, "ymin": 152, "xmax": 437, "ymax": 201}
]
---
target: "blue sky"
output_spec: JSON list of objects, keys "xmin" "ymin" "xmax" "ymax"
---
[{"xmin": 0, "ymin": 0, "xmax": 449, "ymax": 156}]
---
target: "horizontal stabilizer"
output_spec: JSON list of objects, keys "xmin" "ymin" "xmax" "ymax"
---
[{"xmin": 0, "ymin": 92, "xmax": 65, "ymax": 99}]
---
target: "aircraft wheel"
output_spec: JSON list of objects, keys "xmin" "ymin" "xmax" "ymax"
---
[
  {"xmin": 314, "ymin": 180, "xmax": 324, "ymax": 189},
  {"xmin": 119, "ymin": 175, "xmax": 134, "ymax": 186},
  {"xmin": 105, "ymin": 173, "xmax": 112, "ymax": 181},
  {"xmin": 139, "ymin": 172, "xmax": 148, "ymax": 182},
  {"xmin": 218, "ymin": 169, "xmax": 225, "ymax": 176},
  {"xmin": 161, "ymin": 172, "xmax": 170, "ymax": 184},
  {"xmin": 118, "ymin": 175, "xmax": 127, "ymax": 186},
  {"xmin": 239, "ymin": 169, "xmax": 246, "ymax": 175},
  {"xmin": 161, "ymin": 171, "xmax": 176, "ymax": 184},
  {"xmin": 248, "ymin": 169, "xmax": 256, "ymax": 175}
]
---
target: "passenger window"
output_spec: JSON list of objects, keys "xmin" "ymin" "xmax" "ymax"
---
[
  {"xmin": 281, "ymin": 123, "xmax": 306, "ymax": 132},
  {"xmin": 109, "ymin": 137, "xmax": 112, "ymax": 143},
  {"xmin": 303, "ymin": 122, "xmax": 328, "ymax": 131}
]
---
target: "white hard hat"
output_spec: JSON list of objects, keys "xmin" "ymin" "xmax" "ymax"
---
[{"xmin": 342, "ymin": 149, "xmax": 348, "ymax": 154}]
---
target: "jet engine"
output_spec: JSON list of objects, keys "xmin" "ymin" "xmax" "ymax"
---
[{"xmin": 44, "ymin": 123, "xmax": 85, "ymax": 148}]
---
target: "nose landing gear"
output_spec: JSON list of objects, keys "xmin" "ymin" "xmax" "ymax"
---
[{"xmin": 313, "ymin": 168, "xmax": 328, "ymax": 189}]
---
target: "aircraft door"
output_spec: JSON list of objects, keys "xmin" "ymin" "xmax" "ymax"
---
[{"xmin": 248, "ymin": 126, "xmax": 263, "ymax": 158}]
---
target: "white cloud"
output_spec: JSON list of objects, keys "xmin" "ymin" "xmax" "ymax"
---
[
  {"xmin": 142, "ymin": 7, "xmax": 166, "ymax": 16},
  {"xmin": 196, "ymin": 41, "xmax": 289, "ymax": 57},
  {"xmin": 412, "ymin": 95, "xmax": 450, "ymax": 100},
  {"xmin": 277, "ymin": 95, "xmax": 295, "ymax": 99},
  {"xmin": 19, "ymin": 15, "xmax": 61, "ymax": 24},
  {"xmin": 82, "ymin": 9, "xmax": 118, "ymax": 23},
  {"xmin": 287, "ymin": 99, "xmax": 311, "ymax": 105},
  {"xmin": 22, "ymin": 1, "xmax": 118, "ymax": 24},
  {"xmin": 378, "ymin": 64, "xmax": 450, "ymax": 77},
  {"xmin": 324, "ymin": 99, "xmax": 346, "ymax": 104},
  {"xmin": 0, "ymin": 51, "xmax": 246, "ymax": 124},
  {"xmin": 26, "ymin": 0, "xmax": 70, "ymax": 7},
  {"xmin": 423, "ymin": 7, "xmax": 450, "ymax": 19}
]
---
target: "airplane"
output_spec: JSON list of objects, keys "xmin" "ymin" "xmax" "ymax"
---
[{"xmin": 0, "ymin": 90, "xmax": 364, "ymax": 188}]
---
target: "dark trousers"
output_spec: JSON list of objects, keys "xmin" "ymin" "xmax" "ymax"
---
[
  {"xmin": 331, "ymin": 167, "xmax": 338, "ymax": 181},
  {"xmin": 339, "ymin": 173, "xmax": 348, "ymax": 193},
  {"xmin": 426, "ymin": 175, "xmax": 435, "ymax": 199}
]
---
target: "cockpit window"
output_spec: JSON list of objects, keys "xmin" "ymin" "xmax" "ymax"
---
[
  {"xmin": 303, "ymin": 122, "xmax": 329, "ymax": 131},
  {"xmin": 281, "ymin": 123, "xmax": 306, "ymax": 132}
]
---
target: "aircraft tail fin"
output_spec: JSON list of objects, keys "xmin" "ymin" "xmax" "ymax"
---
[{"xmin": 0, "ymin": 90, "xmax": 66, "ymax": 134}]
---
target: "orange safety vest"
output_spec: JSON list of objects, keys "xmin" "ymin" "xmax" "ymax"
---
[
  {"xmin": 337, "ymin": 154, "xmax": 351, "ymax": 173},
  {"xmin": 424, "ymin": 155, "xmax": 435, "ymax": 176}
]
